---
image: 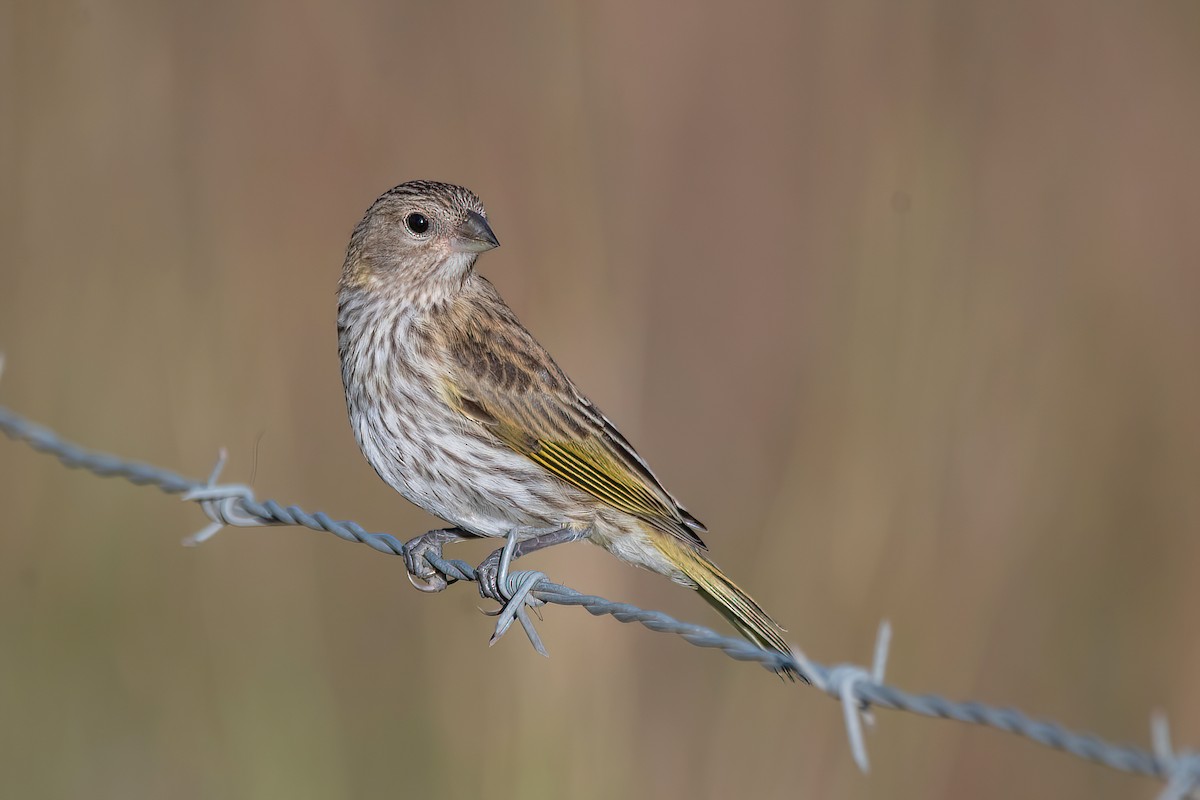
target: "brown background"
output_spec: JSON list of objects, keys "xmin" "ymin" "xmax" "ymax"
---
[{"xmin": 2, "ymin": 2, "xmax": 1199, "ymax": 798}]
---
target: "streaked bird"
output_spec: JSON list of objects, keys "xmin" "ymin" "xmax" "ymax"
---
[{"xmin": 337, "ymin": 180, "xmax": 793, "ymax": 673}]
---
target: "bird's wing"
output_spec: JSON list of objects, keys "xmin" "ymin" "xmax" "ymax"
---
[{"xmin": 438, "ymin": 297, "xmax": 707, "ymax": 549}]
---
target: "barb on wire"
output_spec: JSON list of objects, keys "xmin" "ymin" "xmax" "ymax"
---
[
  {"xmin": 0, "ymin": 394, "xmax": 1194, "ymax": 796},
  {"xmin": 1153, "ymin": 713, "xmax": 1200, "ymax": 800},
  {"xmin": 181, "ymin": 448, "xmax": 262, "ymax": 544},
  {"xmin": 793, "ymin": 621, "xmax": 892, "ymax": 772}
]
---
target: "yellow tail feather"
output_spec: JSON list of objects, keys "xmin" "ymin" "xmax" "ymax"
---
[{"xmin": 650, "ymin": 534, "xmax": 798, "ymax": 680}]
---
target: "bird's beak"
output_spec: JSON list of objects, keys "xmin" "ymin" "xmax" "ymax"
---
[{"xmin": 451, "ymin": 211, "xmax": 500, "ymax": 253}]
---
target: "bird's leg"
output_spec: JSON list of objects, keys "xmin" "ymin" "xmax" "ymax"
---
[
  {"xmin": 476, "ymin": 527, "xmax": 590, "ymax": 655},
  {"xmin": 403, "ymin": 527, "xmax": 474, "ymax": 593},
  {"xmin": 476, "ymin": 527, "xmax": 587, "ymax": 602}
]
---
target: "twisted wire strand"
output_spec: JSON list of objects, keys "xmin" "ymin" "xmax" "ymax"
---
[{"xmin": 2, "ymin": 401, "xmax": 1196, "ymax": 796}]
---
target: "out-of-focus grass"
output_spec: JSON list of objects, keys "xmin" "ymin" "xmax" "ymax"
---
[{"xmin": 1, "ymin": 2, "xmax": 1198, "ymax": 798}]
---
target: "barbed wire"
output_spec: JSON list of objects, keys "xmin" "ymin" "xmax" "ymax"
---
[{"xmin": 1, "ymin": 381, "xmax": 1196, "ymax": 796}]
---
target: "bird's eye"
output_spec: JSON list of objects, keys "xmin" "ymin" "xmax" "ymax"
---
[{"xmin": 405, "ymin": 212, "xmax": 430, "ymax": 235}]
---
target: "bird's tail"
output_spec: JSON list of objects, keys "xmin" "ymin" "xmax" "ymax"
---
[{"xmin": 649, "ymin": 533, "xmax": 799, "ymax": 680}]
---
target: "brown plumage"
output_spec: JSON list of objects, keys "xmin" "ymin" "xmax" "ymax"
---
[{"xmin": 337, "ymin": 180, "xmax": 793, "ymax": 671}]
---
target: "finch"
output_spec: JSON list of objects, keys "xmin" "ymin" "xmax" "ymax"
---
[{"xmin": 337, "ymin": 180, "xmax": 792, "ymax": 669}]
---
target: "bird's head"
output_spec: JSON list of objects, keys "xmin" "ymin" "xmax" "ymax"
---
[{"xmin": 341, "ymin": 180, "xmax": 499, "ymax": 298}]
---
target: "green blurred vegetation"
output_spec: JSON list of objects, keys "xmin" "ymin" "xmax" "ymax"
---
[{"xmin": 2, "ymin": 1, "xmax": 1198, "ymax": 798}]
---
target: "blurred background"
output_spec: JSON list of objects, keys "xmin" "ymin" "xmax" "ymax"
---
[{"xmin": 2, "ymin": 1, "xmax": 1199, "ymax": 797}]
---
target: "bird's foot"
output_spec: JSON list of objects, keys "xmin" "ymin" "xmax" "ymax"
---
[
  {"xmin": 403, "ymin": 528, "xmax": 470, "ymax": 593},
  {"xmin": 477, "ymin": 528, "xmax": 550, "ymax": 656}
]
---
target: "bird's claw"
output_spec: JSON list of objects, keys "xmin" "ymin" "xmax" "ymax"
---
[
  {"xmin": 477, "ymin": 529, "xmax": 549, "ymax": 657},
  {"xmin": 407, "ymin": 571, "xmax": 448, "ymax": 593},
  {"xmin": 403, "ymin": 532, "xmax": 455, "ymax": 593},
  {"xmin": 474, "ymin": 548, "xmax": 505, "ymax": 602}
]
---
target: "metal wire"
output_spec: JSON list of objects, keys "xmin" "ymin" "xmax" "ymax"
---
[{"xmin": 2, "ymin": 398, "xmax": 1197, "ymax": 797}]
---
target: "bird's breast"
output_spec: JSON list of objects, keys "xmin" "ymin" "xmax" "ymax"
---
[{"xmin": 339, "ymin": 302, "xmax": 591, "ymax": 538}]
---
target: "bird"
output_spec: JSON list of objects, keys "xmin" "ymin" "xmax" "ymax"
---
[{"xmin": 337, "ymin": 179, "xmax": 794, "ymax": 673}]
